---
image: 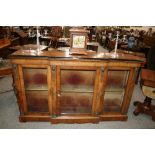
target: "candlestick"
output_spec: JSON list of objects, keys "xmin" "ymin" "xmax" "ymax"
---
[
  {"xmin": 36, "ymin": 26, "xmax": 40, "ymax": 54},
  {"xmin": 62, "ymin": 26, "xmax": 65, "ymax": 38},
  {"xmin": 114, "ymin": 31, "xmax": 119, "ymax": 55}
]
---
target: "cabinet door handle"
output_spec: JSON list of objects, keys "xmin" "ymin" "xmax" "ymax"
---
[
  {"xmin": 52, "ymin": 65, "xmax": 56, "ymax": 71},
  {"xmin": 57, "ymin": 91, "xmax": 61, "ymax": 97}
]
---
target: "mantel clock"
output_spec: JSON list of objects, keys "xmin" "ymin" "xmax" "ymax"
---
[{"xmin": 69, "ymin": 28, "xmax": 89, "ymax": 54}]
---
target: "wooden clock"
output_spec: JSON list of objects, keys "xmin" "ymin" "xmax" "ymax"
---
[{"xmin": 69, "ymin": 28, "xmax": 89, "ymax": 55}]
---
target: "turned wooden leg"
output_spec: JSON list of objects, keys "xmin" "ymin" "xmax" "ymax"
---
[
  {"xmin": 133, "ymin": 109, "xmax": 140, "ymax": 116},
  {"xmin": 133, "ymin": 97, "xmax": 155, "ymax": 121},
  {"xmin": 133, "ymin": 101, "xmax": 142, "ymax": 115},
  {"xmin": 133, "ymin": 101, "xmax": 141, "ymax": 106},
  {"xmin": 142, "ymin": 97, "xmax": 152, "ymax": 112}
]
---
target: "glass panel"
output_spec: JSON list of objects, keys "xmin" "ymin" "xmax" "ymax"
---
[
  {"xmin": 103, "ymin": 70, "xmax": 129, "ymax": 113},
  {"xmin": 60, "ymin": 92, "xmax": 93, "ymax": 114},
  {"xmin": 23, "ymin": 68, "xmax": 48, "ymax": 90},
  {"xmin": 61, "ymin": 70, "xmax": 95, "ymax": 92},
  {"xmin": 103, "ymin": 91, "xmax": 124, "ymax": 112},
  {"xmin": 26, "ymin": 91, "xmax": 49, "ymax": 113},
  {"xmin": 59, "ymin": 69, "xmax": 96, "ymax": 114},
  {"xmin": 106, "ymin": 70, "xmax": 129, "ymax": 91}
]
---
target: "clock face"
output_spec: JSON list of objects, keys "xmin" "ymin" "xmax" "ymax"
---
[{"xmin": 72, "ymin": 35, "xmax": 86, "ymax": 48}]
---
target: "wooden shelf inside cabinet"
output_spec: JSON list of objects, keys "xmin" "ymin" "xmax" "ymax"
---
[
  {"xmin": 105, "ymin": 88, "xmax": 125, "ymax": 92},
  {"xmin": 61, "ymin": 85, "xmax": 94, "ymax": 93},
  {"xmin": 25, "ymin": 85, "xmax": 48, "ymax": 91}
]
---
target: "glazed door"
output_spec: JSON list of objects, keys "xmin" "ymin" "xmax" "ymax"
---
[
  {"xmin": 55, "ymin": 66, "xmax": 100, "ymax": 116},
  {"xmin": 97, "ymin": 67, "xmax": 136, "ymax": 118},
  {"xmin": 18, "ymin": 65, "xmax": 52, "ymax": 115}
]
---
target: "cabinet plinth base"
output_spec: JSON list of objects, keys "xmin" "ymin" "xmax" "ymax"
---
[
  {"xmin": 19, "ymin": 114, "xmax": 128, "ymax": 123},
  {"xmin": 99, "ymin": 114, "xmax": 128, "ymax": 121},
  {"xmin": 19, "ymin": 115, "xmax": 51, "ymax": 122},
  {"xmin": 51, "ymin": 115, "xmax": 100, "ymax": 124}
]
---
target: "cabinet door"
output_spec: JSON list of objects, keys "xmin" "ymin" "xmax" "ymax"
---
[
  {"xmin": 102, "ymin": 69, "xmax": 130, "ymax": 113},
  {"xmin": 56, "ymin": 66, "xmax": 99, "ymax": 115},
  {"xmin": 19, "ymin": 65, "xmax": 52, "ymax": 114}
]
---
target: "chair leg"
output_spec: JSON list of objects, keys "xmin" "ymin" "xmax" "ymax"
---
[
  {"xmin": 133, "ymin": 101, "xmax": 141, "ymax": 115},
  {"xmin": 133, "ymin": 97, "xmax": 155, "ymax": 121}
]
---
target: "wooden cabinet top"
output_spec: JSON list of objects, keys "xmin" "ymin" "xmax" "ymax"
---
[
  {"xmin": 10, "ymin": 49, "xmax": 145, "ymax": 63},
  {"xmin": 9, "ymin": 44, "xmax": 48, "ymax": 51}
]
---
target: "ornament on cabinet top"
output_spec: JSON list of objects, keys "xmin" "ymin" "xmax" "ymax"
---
[{"xmin": 69, "ymin": 28, "xmax": 89, "ymax": 55}]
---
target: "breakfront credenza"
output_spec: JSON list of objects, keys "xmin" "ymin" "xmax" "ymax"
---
[{"xmin": 10, "ymin": 50, "xmax": 145, "ymax": 124}]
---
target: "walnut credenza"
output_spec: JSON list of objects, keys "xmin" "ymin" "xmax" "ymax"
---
[{"xmin": 10, "ymin": 50, "xmax": 145, "ymax": 124}]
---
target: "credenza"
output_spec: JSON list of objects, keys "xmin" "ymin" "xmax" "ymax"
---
[{"xmin": 10, "ymin": 50, "xmax": 145, "ymax": 123}]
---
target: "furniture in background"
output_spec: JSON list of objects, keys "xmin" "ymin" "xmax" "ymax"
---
[
  {"xmin": 57, "ymin": 38, "xmax": 70, "ymax": 47},
  {"xmin": 133, "ymin": 45, "xmax": 155, "ymax": 120},
  {"xmin": 49, "ymin": 26, "xmax": 62, "ymax": 48},
  {"xmin": 0, "ymin": 38, "xmax": 11, "ymax": 49},
  {"xmin": 63, "ymin": 26, "xmax": 71, "ymax": 38},
  {"xmin": 0, "ymin": 38, "xmax": 11, "ymax": 58},
  {"xmin": 11, "ymin": 37, "xmax": 20, "ymax": 46},
  {"xmin": 87, "ymin": 27, "xmax": 96, "ymax": 42},
  {"xmin": 114, "ymin": 49, "xmax": 146, "ymax": 84},
  {"xmin": 0, "ymin": 58, "xmax": 13, "ymax": 94},
  {"xmin": 12, "ymin": 28, "xmax": 28, "ymax": 45},
  {"xmin": 143, "ymin": 36, "xmax": 155, "ymax": 47},
  {"xmin": 0, "ymin": 59, "xmax": 12, "ymax": 76},
  {"xmin": 10, "ymin": 50, "xmax": 144, "ymax": 124},
  {"xmin": 87, "ymin": 42, "xmax": 99, "ymax": 52}
]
